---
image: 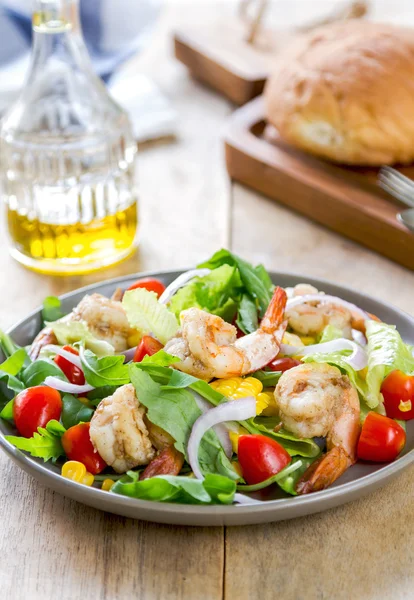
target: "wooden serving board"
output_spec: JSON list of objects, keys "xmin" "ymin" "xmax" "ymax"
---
[
  {"xmin": 224, "ymin": 96, "xmax": 414, "ymax": 270},
  {"xmin": 174, "ymin": 22, "xmax": 285, "ymax": 105}
]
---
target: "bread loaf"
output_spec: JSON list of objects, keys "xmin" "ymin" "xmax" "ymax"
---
[{"xmin": 264, "ymin": 21, "xmax": 414, "ymax": 165}]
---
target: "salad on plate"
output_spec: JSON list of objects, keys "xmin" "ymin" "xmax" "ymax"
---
[{"xmin": 0, "ymin": 250, "xmax": 411, "ymax": 506}]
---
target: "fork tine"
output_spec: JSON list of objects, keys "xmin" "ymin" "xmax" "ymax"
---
[
  {"xmin": 378, "ymin": 167, "xmax": 414, "ymax": 208},
  {"xmin": 379, "ymin": 167, "xmax": 414, "ymax": 192}
]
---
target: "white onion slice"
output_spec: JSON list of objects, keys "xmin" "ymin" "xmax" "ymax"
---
[
  {"xmin": 233, "ymin": 493, "xmax": 262, "ymax": 505},
  {"xmin": 46, "ymin": 345, "xmax": 82, "ymax": 369},
  {"xmin": 281, "ymin": 338, "xmax": 368, "ymax": 371},
  {"xmin": 44, "ymin": 376, "xmax": 95, "ymax": 394},
  {"xmin": 117, "ymin": 346, "xmax": 138, "ymax": 362},
  {"xmin": 188, "ymin": 397, "xmax": 256, "ymax": 480},
  {"xmin": 352, "ymin": 329, "xmax": 367, "ymax": 347},
  {"xmin": 192, "ymin": 393, "xmax": 233, "ymax": 459},
  {"xmin": 159, "ymin": 269, "xmax": 211, "ymax": 304},
  {"xmin": 286, "ymin": 294, "xmax": 369, "ymax": 322}
]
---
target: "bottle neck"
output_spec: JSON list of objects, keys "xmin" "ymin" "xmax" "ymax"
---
[{"xmin": 32, "ymin": 0, "xmax": 80, "ymax": 34}]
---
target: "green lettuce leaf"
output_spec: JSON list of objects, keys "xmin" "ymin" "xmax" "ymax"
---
[
  {"xmin": 22, "ymin": 360, "xmax": 66, "ymax": 387},
  {"xmin": 61, "ymin": 394, "xmax": 94, "ymax": 429},
  {"xmin": 5, "ymin": 419, "xmax": 66, "ymax": 461},
  {"xmin": 243, "ymin": 416, "xmax": 321, "ymax": 458},
  {"xmin": 0, "ymin": 329, "xmax": 24, "ymax": 359},
  {"xmin": 112, "ymin": 472, "xmax": 236, "ymax": 505},
  {"xmin": 141, "ymin": 350, "xmax": 181, "ymax": 367},
  {"xmin": 42, "ymin": 296, "xmax": 64, "ymax": 323},
  {"xmin": 129, "ymin": 366, "xmax": 238, "ymax": 480},
  {"xmin": 80, "ymin": 349, "xmax": 129, "ymax": 387},
  {"xmin": 365, "ymin": 320, "xmax": 414, "ymax": 408},
  {"xmin": 319, "ymin": 325, "xmax": 344, "ymax": 343},
  {"xmin": 123, "ymin": 288, "xmax": 178, "ymax": 345},
  {"xmin": 168, "ymin": 264, "xmax": 242, "ymax": 323},
  {"xmin": 252, "ymin": 370, "xmax": 282, "ymax": 387},
  {"xmin": 198, "ymin": 249, "xmax": 273, "ymax": 317},
  {"xmin": 236, "ymin": 293, "xmax": 259, "ymax": 334},
  {"xmin": 48, "ymin": 319, "xmax": 115, "ymax": 356}
]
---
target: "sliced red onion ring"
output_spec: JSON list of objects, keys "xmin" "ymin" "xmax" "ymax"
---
[
  {"xmin": 233, "ymin": 493, "xmax": 262, "ymax": 505},
  {"xmin": 159, "ymin": 269, "xmax": 211, "ymax": 305},
  {"xmin": 117, "ymin": 346, "xmax": 138, "ymax": 362},
  {"xmin": 192, "ymin": 392, "xmax": 233, "ymax": 459},
  {"xmin": 280, "ymin": 338, "xmax": 368, "ymax": 371},
  {"xmin": 188, "ymin": 396, "xmax": 256, "ymax": 480},
  {"xmin": 44, "ymin": 376, "xmax": 95, "ymax": 394},
  {"xmin": 47, "ymin": 345, "xmax": 82, "ymax": 369},
  {"xmin": 352, "ymin": 329, "xmax": 367, "ymax": 347},
  {"xmin": 286, "ymin": 294, "xmax": 369, "ymax": 322}
]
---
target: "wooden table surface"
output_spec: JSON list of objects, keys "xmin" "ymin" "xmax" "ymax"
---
[{"xmin": 1, "ymin": 2, "xmax": 414, "ymax": 599}]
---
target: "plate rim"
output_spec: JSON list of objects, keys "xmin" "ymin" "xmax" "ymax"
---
[{"xmin": 1, "ymin": 268, "xmax": 414, "ymax": 522}]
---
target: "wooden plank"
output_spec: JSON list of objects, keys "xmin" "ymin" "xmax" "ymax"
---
[
  {"xmin": 225, "ymin": 96, "xmax": 414, "ymax": 271},
  {"xmin": 0, "ymin": 2, "xmax": 232, "ymax": 599},
  {"xmin": 227, "ymin": 181, "xmax": 414, "ymax": 600}
]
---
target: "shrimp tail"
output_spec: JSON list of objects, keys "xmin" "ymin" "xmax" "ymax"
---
[
  {"xmin": 261, "ymin": 287, "xmax": 288, "ymax": 333},
  {"xmin": 295, "ymin": 447, "xmax": 351, "ymax": 494}
]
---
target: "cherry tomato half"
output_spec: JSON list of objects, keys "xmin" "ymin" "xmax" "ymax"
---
[
  {"xmin": 13, "ymin": 386, "xmax": 62, "ymax": 438},
  {"xmin": 238, "ymin": 434, "xmax": 291, "ymax": 485},
  {"xmin": 127, "ymin": 278, "xmax": 166, "ymax": 298},
  {"xmin": 268, "ymin": 357, "xmax": 301, "ymax": 372},
  {"xmin": 61, "ymin": 422, "xmax": 106, "ymax": 475},
  {"xmin": 133, "ymin": 335, "xmax": 164, "ymax": 362},
  {"xmin": 357, "ymin": 412, "xmax": 406, "ymax": 463},
  {"xmin": 381, "ymin": 370, "xmax": 414, "ymax": 420},
  {"xmin": 54, "ymin": 345, "xmax": 85, "ymax": 385}
]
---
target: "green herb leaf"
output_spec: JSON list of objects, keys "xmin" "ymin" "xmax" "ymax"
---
[
  {"xmin": 236, "ymin": 294, "xmax": 259, "ymax": 334},
  {"xmin": 86, "ymin": 385, "xmax": 119, "ymax": 406},
  {"xmin": 5, "ymin": 419, "xmax": 66, "ymax": 461},
  {"xmin": 199, "ymin": 249, "xmax": 273, "ymax": 317},
  {"xmin": 112, "ymin": 472, "xmax": 237, "ymax": 505},
  {"xmin": 42, "ymin": 296, "xmax": 64, "ymax": 323},
  {"xmin": 0, "ymin": 399, "xmax": 14, "ymax": 422},
  {"xmin": 61, "ymin": 394, "xmax": 94, "ymax": 429},
  {"xmin": 243, "ymin": 416, "xmax": 321, "ymax": 458},
  {"xmin": 141, "ymin": 350, "xmax": 181, "ymax": 367},
  {"xmin": 81, "ymin": 349, "xmax": 130, "ymax": 387},
  {"xmin": 22, "ymin": 360, "xmax": 66, "ymax": 387}
]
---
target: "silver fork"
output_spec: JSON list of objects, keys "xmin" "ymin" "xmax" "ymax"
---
[{"xmin": 378, "ymin": 166, "xmax": 414, "ymax": 209}]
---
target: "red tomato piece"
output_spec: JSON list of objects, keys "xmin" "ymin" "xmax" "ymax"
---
[
  {"xmin": 133, "ymin": 335, "xmax": 164, "ymax": 362},
  {"xmin": 357, "ymin": 412, "xmax": 406, "ymax": 463},
  {"xmin": 238, "ymin": 434, "xmax": 291, "ymax": 485},
  {"xmin": 61, "ymin": 422, "xmax": 106, "ymax": 474},
  {"xmin": 381, "ymin": 370, "xmax": 414, "ymax": 420},
  {"xmin": 13, "ymin": 386, "xmax": 62, "ymax": 438},
  {"xmin": 54, "ymin": 345, "xmax": 85, "ymax": 385},
  {"xmin": 127, "ymin": 278, "xmax": 166, "ymax": 297},
  {"xmin": 268, "ymin": 357, "xmax": 301, "ymax": 372}
]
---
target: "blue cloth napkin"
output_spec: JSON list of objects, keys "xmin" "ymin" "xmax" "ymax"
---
[{"xmin": 0, "ymin": 0, "xmax": 161, "ymax": 81}]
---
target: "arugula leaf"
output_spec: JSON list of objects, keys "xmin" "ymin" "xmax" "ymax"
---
[
  {"xmin": 0, "ymin": 398, "xmax": 14, "ymax": 421},
  {"xmin": 168, "ymin": 264, "xmax": 242, "ymax": 323},
  {"xmin": 141, "ymin": 350, "xmax": 181, "ymax": 367},
  {"xmin": 276, "ymin": 457, "xmax": 316, "ymax": 495},
  {"xmin": 5, "ymin": 419, "xmax": 66, "ymax": 461},
  {"xmin": 199, "ymin": 249, "xmax": 273, "ymax": 317},
  {"xmin": 236, "ymin": 460, "xmax": 303, "ymax": 492},
  {"xmin": 22, "ymin": 360, "xmax": 66, "ymax": 387},
  {"xmin": 243, "ymin": 416, "xmax": 321, "ymax": 458},
  {"xmin": 129, "ymin": 366, "xmax": 238, "ymax": 479},
  {"xmin": 42, "ymin": 296, "xmax": 64, "ymax": 323},
  {"xmin": 252, "ymin": 370, "xmax": 282, "ymax": 387},
  {"xmin": 122, "ymin": 288, "xmax": 179, "ymax": 345},
  {"xmin": 112, "ymin": 472, "xmax": 237, "ymax": 505},
  {"xmin": 236, "ymin": 294, "xmax": 259, "ymax": 334},
  {"xmin": 0, "ymin": 348, "xmax": 28, "ymax": 395},
  {"xmin": 86, "ymin": 385, "xmax": 119, "ymax": 406},
  {"xmin": 81, "ymin": 349, "xmax": 129, "ymax": 387},
  {"xmin": 61, "ymin": 394, "xmax": 94, "ymax": 429}
]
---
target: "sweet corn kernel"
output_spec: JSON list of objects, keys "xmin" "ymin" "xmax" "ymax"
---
[
  {"xmin": 300, "ymin": 335, "xmax": 316, "ymax": 346},
  {"xmin": 211, "ymin": 376, "xmax": 271, "ymax": 415},
  {"xmin": 127, "ymin": 331, "xmax": 142, "ymax": 348},
  {"xmin": 231, "ymin": 461, "xmax": 243, "ymax": 478},
  {"xmin": 282, "ymin": 332, "xmax": 304, "ymax": 347},
  {"xmin": 101, "ymin": 478, "xmax": 115, "ymax": 492},
  {"xmin": 256, "ymin": 391, "xmax": 275, "ymax": 415},
  {"xmin": 229, "ymin": 431, "xmax": 240, "ymax": 453},
  {"xmin": 61, "ymin": 461, "xmax": 94, "ymax": 486}
]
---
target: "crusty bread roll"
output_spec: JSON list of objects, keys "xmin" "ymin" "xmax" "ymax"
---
[{"xmin": 264, "ymin": 21, "xmax": 414, "ymax": 165}]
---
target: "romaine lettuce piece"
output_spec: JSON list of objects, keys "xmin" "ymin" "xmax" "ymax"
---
[
  {"xmin": 123, "ymin": 288, "xmax": 178, "ymax": 345},
  {"xmin": 48, "ymin": 319, "xmax": 115, "ymax": 356}
]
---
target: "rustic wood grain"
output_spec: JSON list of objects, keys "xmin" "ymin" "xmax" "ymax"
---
[
  {"xmin": 0, "ymin": 3, "xmax": 232, "ymax": 599},
  {"xmin": 227, "ymin": 182, "xmax": 414, "ymax": 600}
]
